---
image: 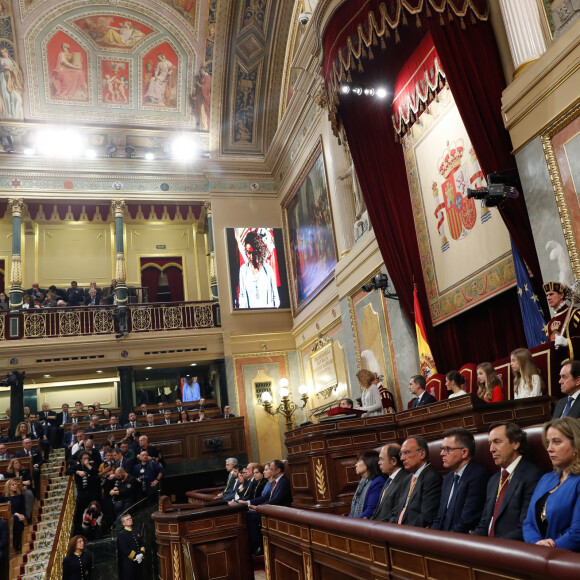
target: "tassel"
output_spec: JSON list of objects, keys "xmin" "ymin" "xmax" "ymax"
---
[
  {"xmin": 384, "ymin": 27, "xmax": 390, "ymax": 39},
  {"xmin": 380, "ymin": 36, "xmax": 386, "ymax": 50},
  {"xmin": 439, "ymin": 13, "xmax": 444, "ymax": 26},
  {"xmin": 347, "ymin": 70, "xmax": 352, "ymax": 82},
  {"xmin": 471, "ymin": 12, "xmax": 476, "ymax": 24},
  {"xmin": 448, "ymin": 9, "xmax": 453, "ymax": 23},
  {"xmin": 426, "ymin": 3, "xmax": 432, "ymax": 17},
  {"xmin": 460, "ymin": 17, "xmax": 465, "ymax": 30},
  {"xmin": 338, "ymin": 136, "xmax": 342, "ymax": 146},
  {"xmin": 333, "ymin": 92, "xmax": 339, "ymax": 105},
  {"xmin": 416, "ymin": 14, "xmax": 421, "ymax": 27},
  {"xmin": 395, "ymin": 28, "xmax": 400, "ymax": 43},
  {"xmin": 368, "ymin": 46, "xmax": 374, "ymax": 60},
  {"xmin": 361, "ymin": 45, "xmax": 367, "ymax": 59},
  {"xmin": 372, "ymin": 32, "xmax": 378, "ymax": 46},
  {"xmin": 402, "ymin": 11, "xmax": 408, "ymax": 26},
  {"xmin": 357, "ymin": 59, "xmax": 364, "ymax": 73}
]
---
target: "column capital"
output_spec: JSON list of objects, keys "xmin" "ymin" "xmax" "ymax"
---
[
  {"xmin": 8, "ymin": 198, "xmax": 24, "ymax": 217},
  {"xmin": 111, "ymin": 199, "xmax": 126, "ymax": 217},
  {"xmin": 203, "ymin": 200, "xmax": 212, "ymax": 215}
]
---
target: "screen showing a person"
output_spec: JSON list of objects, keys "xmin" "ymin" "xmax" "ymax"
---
[{"xmin": 227, "ymin": 227, "xmax": 290, "ymax": 310}]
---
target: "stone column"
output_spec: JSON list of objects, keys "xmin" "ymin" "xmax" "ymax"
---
[
  {"xmin": 498, "ymin": 0, "xmax": 547, "ymax": 75},
  {"xmin": 118, "ymin": 366, "xmax": 134, "ymax": 422},
  {"xmin": 8, "ymin": 198, "xmax": 24, "ymax": 312},
  {"xmin": 111, "ymin": 200, "xmax": 128, "ymax": 333},
  {"xmin": 204, "ymin": 201, "xmax": 218, "ymax": 300}
]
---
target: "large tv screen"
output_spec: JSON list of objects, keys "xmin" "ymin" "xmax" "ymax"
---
[{"xmin": 226, "ymin": 227, "xmax": 290, "ymax": 310}]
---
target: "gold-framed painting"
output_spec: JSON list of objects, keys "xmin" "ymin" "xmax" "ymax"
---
[
  {"xmin": 309, "ymin": 340, "xmax": 338, "ymax": 395},
  {"xmin": 283, "ymin": 143, "xmax": 337, "ymax": 312},
  {"xmin": 541, "ymin": 99, "xmax": 580, "ymax": 280}
]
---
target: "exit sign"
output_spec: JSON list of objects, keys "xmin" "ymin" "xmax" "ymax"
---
[{"xmin": 156, "ymin": 245, "xmax": 166, "ymax": 249}]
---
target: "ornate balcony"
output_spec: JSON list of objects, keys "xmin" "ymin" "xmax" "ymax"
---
[{"xmin": 0, "ymin": 301, "xmax": 220, "ymax": 341}]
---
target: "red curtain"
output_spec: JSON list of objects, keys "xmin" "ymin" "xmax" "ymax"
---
[
  {"xmin": 0, "ymin": 259, "xmax": 4, "ymax": 294},
  {"xmin": 141, "ymin": 267, "xmax": 160, "ymax": 302},
  {"xmin": 140, "ymin": 257, "xmax": 184, "ymax": 302},
  {"xmin": 326, "ymin": 10, "xmax": 533, "ymax": 369},
  {"xmin": 165, "ymin": 267, "xmax": 184, "ymax": 302}
]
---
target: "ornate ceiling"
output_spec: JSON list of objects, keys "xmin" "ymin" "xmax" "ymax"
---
[{"xmin": 0, "ymin": 0, "xmax": 298, "ymax": 163}]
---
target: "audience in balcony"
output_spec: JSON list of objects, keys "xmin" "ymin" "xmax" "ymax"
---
[
  {"xmin": 67, "ymin": 281, "xmax": 85, "ymax": 306},
  {"xmin": 196, "ymin": 410, "xmax": 210, "ymax": 421},
  {"xmin": 348, "ymin": 450, "xmax": 383, "ymax": 519},
  {"xmin": 178, "ymin": 410, "xmax": 192, "ymax": 423},
  {"xmin": 218, "ymin": 405, "xmax": 235, "ymax": 418},
  {"xmin": 355, "ymin": 369, "xmax": 384, "ymax": 416},
  {"xmin": 511, "ymin": 348, "xmax": 544, "ymax": 399},
  {"xmin": 0, "ymin": 292, "xmax": 8, "ymax": 310},
  {"xmin": 473, "ymin": 422, "xmax": 542, "ymax": 540},
  {"xmin": 431, "ymin": 428, "xmax": 489, "ymax": 533},
  {"xmin": 0, "ymin": 478, "xmax": 26, "ymax": 552},
  {"xmin": 523, "ymin": 417, "xmax": 580, "ymax": 550},
  {"xmin": 446, "ymin": 371, "xmax": 468, "ymax": 399},
  {"xmin": 476, "ymin": 362, "xmax": 504, "ymax": 403}
]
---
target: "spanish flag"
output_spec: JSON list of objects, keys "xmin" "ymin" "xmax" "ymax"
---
[{"xmin": 414, "ymin": 284, "xmax": 437, "ymax": 378}]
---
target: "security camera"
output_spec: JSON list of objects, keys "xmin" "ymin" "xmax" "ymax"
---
[{"xmin": 299, "ymin": 11, "xmax": 312, "ymax": 25}]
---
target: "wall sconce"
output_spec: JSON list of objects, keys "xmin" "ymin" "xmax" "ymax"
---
[{"xmin": 261, "ymin": 379, "xmax": 309, "ymax": 431}]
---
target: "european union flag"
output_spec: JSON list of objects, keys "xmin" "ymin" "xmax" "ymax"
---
[{"xmin": 511, "ymin": 239, "xmax": 547, "ymax": 348}]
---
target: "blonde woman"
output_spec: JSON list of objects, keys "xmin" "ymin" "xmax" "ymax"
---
[
  {"xmin": 355, "ymin": 369, "xmax": 383, "ymax": 417},
  {"xmin": 476, "ymin": 362, "xmax": 504, "ymax": 403},
  {"xmin": 511, "ymin": 348, "xmax": 544, "ymax": 399},
  {"xmin": 12, "ymin": 421, "xmax": 30, "ymax": 441},
  {"xmin": 0, "ymin": 478, "xmax": 26, "ymax": 552}
]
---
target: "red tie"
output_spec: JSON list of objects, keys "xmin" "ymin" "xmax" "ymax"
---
[{"xmin": 490, "ymin": 469, "xmax": 510, "ymax": 537}]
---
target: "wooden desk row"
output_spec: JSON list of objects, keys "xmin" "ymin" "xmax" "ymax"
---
[{"xmin": 285, "ymin": 394, "xmax": 552, "ymax": 512}]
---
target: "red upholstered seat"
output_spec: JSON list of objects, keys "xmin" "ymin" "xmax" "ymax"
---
[
  {"xmin": 426, "ymin": 373, "xmax": 445, "ymax": 400},
  {"xmin": 459, "ymin": 363, "xmax": 477, "ymax": 394}
]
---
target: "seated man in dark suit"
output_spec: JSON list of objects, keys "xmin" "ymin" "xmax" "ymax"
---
[
  {"xmin": 247, "ymin": 459, "xmax": 292, "ymax": 556},
  {"xmin": 218, "ymin": 405, "xmax": 235, "ymax": 419},
  {"xmin": 472, "ymin": 422, "xmax": 543, "ymax": 540},
  {"xmin": 409, "ymin": 375, "xmax": 436, "ymax": 407},
  {"xmin": 371, "ymin": 443, "xmax": 410, "ymax": 521},
  {"xmin": 553, "ymin": 360, "xmax": 580, "ymax": 418},
  {"xmin": 14, "ymin": 438, "xmax": 43, "ymax": 494},
  {"xmin": 431, "ymin": 428, "xmax": 490, "ymax": 533},
  {"xmin": 162, "ymin": 410, "xmax": 175, "ymax": 425},
  {"xmin": 390, "ymin": 435, "xmax": 442, "ymax": 527}
]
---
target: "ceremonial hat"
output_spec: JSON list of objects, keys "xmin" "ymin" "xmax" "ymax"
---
[{"xmin": 543, "ymin": 281, "xmax": 566, "ymax": 294}]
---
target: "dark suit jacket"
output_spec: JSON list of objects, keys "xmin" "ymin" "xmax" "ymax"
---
[
  {"xmin": 56, "ymin": 411, "xmax": 70, "ymax": 427},
  {"xmin": 28, "ymin": 421, "xmax": 46, "ymax": 440},
  {"xmin": 250, "ymin": 475, "xmax": 292, "ymax": 507},
  {"xmin": 553, "ymin": 394, "xmax": 580, "ymax": 418},
  {"xmin": 390, "ymin": 463, "xmax": 442, "ymax": 527},
  {"xmin": 412, "ymin": 392, "xmax": 437, "ymax": 407},
  {"xmin": 472, "ymin": 457, "xmax": 543, "ymax": 540},
  {"xmin": 218, "ymin": 413, "xmax": 236, "ymax": 418},
  {"xmin": 431, "ymin": 460, "xmax": 490, "ymax": 533},
  {"xmin": 63, "ymin": 431, "xmax": 78, "ymax": 448},
  {"xmin": 240, "ymin": 478, "xmax": 259, "ymax": 501},
  {"xmin": 14, "ymin": 447, "xmax": 43, "ymax": 468},
  {"xmin": 371, "ymin": 468, "xmax": 411, "ymax": 521}
]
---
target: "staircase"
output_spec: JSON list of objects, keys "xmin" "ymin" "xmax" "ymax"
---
[{"xmin": 12, "ymin": 449, "xmax": 68, "ymax": 580}]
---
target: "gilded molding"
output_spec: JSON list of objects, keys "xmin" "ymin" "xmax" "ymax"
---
[
  {"xmin": 264, "ymin": 536, "xmax": 271, "ymax": 579},
  {"xmin": 540, "ymin": 100, "xmax": 580, "ymax": 279},
  {"xmin": 10, "ymin": 254, "xmax": 23, "ymax": 286},
  {"xmin": 315, "ymin": 458, "xmax": 327, "ymax": 498},
  {"xmin": 172, "ymin": 543, "xmax": 182, "ymax": 580},
  {"xmin": 111, "ymin": 200, "xmax": 127, "ymax": 217},
  {"xmin": 116, "ymin": 252, "xmax": 127, "ymax": 283},
  {"xmin": 8, "ymin": 197, "xmax": 24, "ymax": 217}
]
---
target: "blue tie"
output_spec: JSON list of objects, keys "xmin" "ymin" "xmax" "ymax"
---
[
  {"xmin": 562, "ymin": 397, "xmax": 574, "ymax": 417},
  {"xmin": 443, "ymin": 474, "xmax": 461, "ymax": 530}
]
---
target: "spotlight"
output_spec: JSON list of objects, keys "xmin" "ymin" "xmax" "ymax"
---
[
  {"xmin": 1, "ymin": 135, "xmax": 14, "ymax": 152},
  {"xmin": 23, "ymin": 147, "xmax": 35, "ymax": 156},
  {"xmin": 171, "ymin": 135, "xmax": 198, "ymax": 161},
  {"xmin": 107, "ymin": 145, "xmax": 117, "ymax": 157},
  {"xmin": 339, "ymin": 83, "xmax": 351, "ymax": 95},
  {"xmin": 364, "ymin": 87, "xmax": 375, "ymax": 96},
  {"xmin": 125, "ymin": 146, "xmax": 135, "ymax": 158},
  {"xmin": 36, "ymin": 129, "xmax": 85, "ymax": 158},
  {"xmin": 351, "ymin": 85, "xmax": 363, "ymax": 96},
  {"xmin": 375, "ymin": 87, "xmax": 388, "ymax": 99},
  {"xmin": 144, "ymin": 151, "xmax": 155, "ymax": 160}
]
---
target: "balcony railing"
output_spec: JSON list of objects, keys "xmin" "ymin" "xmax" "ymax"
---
[{"xmin": 0, "ymin": 301, "xmax": 220, "ymax": 341}]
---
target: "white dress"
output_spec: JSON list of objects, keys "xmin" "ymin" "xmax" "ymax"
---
[
  {"xmin": 514, "ymin": 374, "xmax": 542, "ymax": 399},
  {"xmin": 448, "ymin": 389, "xmax": 468, "ymax": 399},
  {"xmin": 360, "ymin": 384, "xmax": 383, "ymax": 417}
]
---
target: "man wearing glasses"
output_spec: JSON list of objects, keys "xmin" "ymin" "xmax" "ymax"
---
[
  {"xmin": 390, "ymin": 435, "xmax": 442, "ymax": 527},
  {"xmin": 431, "ymin": 428, "xmax": 490, "ymax": 532}
]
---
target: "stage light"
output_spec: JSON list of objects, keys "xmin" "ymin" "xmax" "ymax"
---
[
  {"xmin": 144, "ymin": 151, "xmax": 155, "ymax": 160},
  {"xmin": 339, "ymin": 83, "xmax": 351, "ymax": 94},
  {"xmin": 36, "ymin": 129, "xmax": 85, "ymax": 158},
  {"xmin": 351, "ymin": 85, "xmax": 363, "ymax": 96},
  {"xmin": 375, "ymin": 87, "xmax": 387, "ymax": 99},
  {"xmin": 171, "ymin": 135, "xmax": 198, "ymax": 161},
  {"xmin": 364, "ymin": 87, "xmax": 375, "ymax": 96}
]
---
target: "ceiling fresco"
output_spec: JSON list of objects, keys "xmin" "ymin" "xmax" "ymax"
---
[{"xmin": 0, "ymin": 0, "xmax": 299, "ymax": 159}]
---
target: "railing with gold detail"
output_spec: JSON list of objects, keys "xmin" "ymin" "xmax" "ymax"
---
[
  {"xmin": 45, "ymin": 475, "xmax": 75, "ymax": 580},
  {"xmin": 1, "ymin": 301, "xmax": 220, "ymax": 340}
]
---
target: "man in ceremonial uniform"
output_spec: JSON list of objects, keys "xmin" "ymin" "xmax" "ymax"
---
[
  {"xmin": 544, "ymin": 281, "xmax": 580, "ymax": 357},
  {"xmin": 117, "ymin": 513, "xmax": 145, "ymax": 579}
]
